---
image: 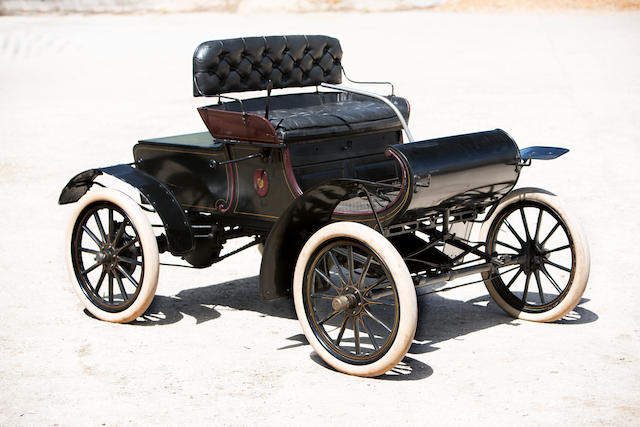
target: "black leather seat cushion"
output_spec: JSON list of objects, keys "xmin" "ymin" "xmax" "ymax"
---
[{"xmin": 207, "ymin": 92, "xmax": 409, "ymax": 142}]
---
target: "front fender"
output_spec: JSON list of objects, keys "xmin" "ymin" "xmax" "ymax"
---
[
  {"xmin": 59, "ymin": 164, "xmax": 194, "ymax": 255},
  {"xmin": 258, "ymin": 179, "xmax": 364, "ymax": 300}
]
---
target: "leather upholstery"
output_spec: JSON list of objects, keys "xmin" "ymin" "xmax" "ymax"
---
[
  {"xmin": 269, "ymin": 94, "xmax": 409, "ymax": 141},
  {"xmin": 203, "ymin": 92, "xmax": 410, "ymax": 142},
  {"xmin": 193, "ymin": 35, "xmax": 342, "ymax": 96}
]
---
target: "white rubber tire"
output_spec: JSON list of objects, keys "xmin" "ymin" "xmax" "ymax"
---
[
  {"xmin": 65, "ymin": 187, "xmax": 159, "ymax": 323},
  {"xmin": 293, "ymin": 222, "xmax": 417, "ymax": 377},
  {"xmin": 480, "ymin": 187, "xmax": 590, "ymax": 322}
]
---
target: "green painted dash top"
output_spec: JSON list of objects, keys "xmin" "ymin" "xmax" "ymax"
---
[{"xmin": 138, "ymin": 132, "xmax": 219, "ymax": 148}]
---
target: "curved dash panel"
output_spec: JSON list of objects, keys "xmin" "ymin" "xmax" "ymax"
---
[{"xmin": 198, "ymin": 108, "xmax": 280, "ymax": 143}]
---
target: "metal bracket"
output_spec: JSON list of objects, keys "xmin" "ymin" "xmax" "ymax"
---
[
  {"xmin": 210, "ymin": 152, "xmax": 264, "ymax": 168},
  {"xmin": 360, "ymin": 185, "xmax": 384, "ymax": 232},
  {"xmin": 216, "ymin": 94, "xmax": 248, "ymax": 123},
  {"xmin": 340, "ymin": 66, "xmax": 395, "ymax": 96},
  {"xmin": 320, "ymin": 82, "xmax": 414, "ymax": 142},
  {"xmin": 518, "ymin": 146, "xmax": 570, "ymax": 166},
  {"xmin": 415, "ymin": 173, "xmax": 431, "ymax": 188},
  {"xmin": 265, "ymin": 80, "xmax": 273, "ymax": 120},
  {"xmin": 517, "ymin": 157, "xmax": 532, "ymax": 168}
]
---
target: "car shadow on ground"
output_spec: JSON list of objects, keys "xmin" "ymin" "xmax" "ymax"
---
[
  {"xmin": 120, "ymin": 275, "xmax": 597, "ymax": 380},
  {"xmin": 130, "ymin": 275, "xmax": 296, "ymax": 326},
  {"xmin": 410, "ymin": 294, "xmax": 597, "ymax": 356}
]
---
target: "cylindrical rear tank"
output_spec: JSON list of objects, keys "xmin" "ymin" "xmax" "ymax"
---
[{"xmin": 387, "ymin": 129, "xmax": 521, "ymax": 221}]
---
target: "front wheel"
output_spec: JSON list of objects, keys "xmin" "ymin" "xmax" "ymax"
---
[
  {"xmin": 293, "ymin": 222, "xmax": 417, "ymax": 377},
  {"xmin": 65, "ymin": 188, "xmax": 159, "ymax": 323},
  {"xmin": 480, "ymin": 188, "xmax": 590, "ymax": 322}
]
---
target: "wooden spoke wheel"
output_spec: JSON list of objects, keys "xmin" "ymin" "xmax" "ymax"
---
[
  {"xmin": 294, "ymin": 222, "xmax": 417, "ymax": 377},
  {"xmin": 66, "ymin": 188, "xmax": 159, "ymax": 323},
  {"xmin": 480, "ymin": 188, "xmax": 590, "ymax": 322}
]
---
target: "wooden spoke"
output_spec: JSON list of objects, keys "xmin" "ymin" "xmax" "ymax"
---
[
  {"xmin": 81, "ymin": 261, "xmax": 101, "ymax": 276},
  {"xmin": 534, "ymin": 209, "xmax": 543, "ymax": 242},
  {"xmin": 504, "ymin": 219, "xmax": 526, "ymax": 246},
  {"xmin": 520, "ymin": 208, "xmax": 532, "ymax": 242},
  {"xmin": 113, "ymin": 221, "xmax": 126, "ymax": 247},
  {"xmin": 541, "ymin": 265, "xmax": 564, "ymax": 293},
  {"xmin": 505, "ymin": 267, "xmax": 522, "ymax": 289},
  {"xmin": 361, "ymin": 317, "xmax": 379, "ymax": 351},
  {"xmin": 335, "ymin": 316, "xmax": 348, "ymax": 347},
  {"xmin": 313, "ymin": 268, "xmax": 341, "ymax": 292},
  {"xmin": 522, "ymin": 272, "xmax": 531, "ymax": 302},
  {"xmin": 353, "ymin": 317, "xmax": 360, "ymax": 355},
  {"xmin": 544, "ymin": 244, "xmax": 570, "ymax": 254},
  {"xmin": 540, "ymin": 223, "xmax": 560, "ymax": 247},
  {"xmin": 82, "ymin": 225, "xmax": 103, "ymax": 246},
  {"xmin": 117, "ymin": 256, "xmax": 142, "ymax": 266},
  {"xmin": 93, "ymin": 212, "xmax": 108, "ymax": 243},
  {"xmin": 363, "ymin": 308, "xmax": 392, "ymax": 333},
  {"xmin": 94, "ymin": 269, "xmax": 107, "ymax": 294},
  {"xmin": 328, "ymin": 250, "xmax": 348, "ymax": 286},
  {"xmin": 363, "ymin": 276, "xmax": 389, "ymax": 295},
  {"xmin": 318, "ymin": 309, "xmax": 340, "ymax": 325},
  {"xmin": 534, "ymin": 270, "xmax": 545, "ymax": 304},
  {"xmin": 116, "ymin": 265, "xmax": 140, "ymax": 288},
  {"xmin": 347, "ymin": 245, "xmax": 354, "ymax": 284},
  {"xmin": 116, "ymin": 237, "xmax": 137, "ymax": 254},
  {"xmin": 544, "ymin": 259, "xmax": 571, "ymax": 273},
  {"xmin": 108, "ymin": 273, "xmax": 114, "ymax": 304},
  {"xmin": 496, "ymin": 240, "xmax": 521, "ymax": 253},
  {"xmin": 356, "ymin": 255, "xmax": 373, "ymax": 289},
  {"xmin": 114, "ymin": 270, "xmax": 129, "ymax": 301}
]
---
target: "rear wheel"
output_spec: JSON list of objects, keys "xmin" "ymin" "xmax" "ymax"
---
[
  {"xmin": 65, "ymin": 188, "xmax": 159, "ymax": 323},
  {"xmin": 293, "ymin": 222, "xmax": 417, "ymax": 377},
  {"xmin": 480, "ymin": 188, "xmax": 590, "ymax": 322}
]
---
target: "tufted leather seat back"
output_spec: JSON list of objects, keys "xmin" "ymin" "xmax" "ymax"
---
[{"xmin": 193, "ymin": 35, "xmax": 342, "ymax": 96}]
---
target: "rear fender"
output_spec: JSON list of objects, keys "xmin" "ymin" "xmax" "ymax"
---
[{"xmin": 58, "ymin": 164, "xmax": 194, "ymax": 255}]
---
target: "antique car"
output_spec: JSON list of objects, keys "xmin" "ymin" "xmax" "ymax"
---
[{"xmin": 59, "ymin": 35, "xmax": 590, "ymax": 377}]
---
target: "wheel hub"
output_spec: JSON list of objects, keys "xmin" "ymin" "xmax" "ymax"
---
[
  {"xmin": 332, "ymin": 294, "xmax": 356, "ymax": 311},
  {"xmin": 520, "ymin": 240, "xmax": 548, "ymax": 274},
  {"xmin": 96, "ymin": 245, "xmax": 117, "ymax": 270},
  {"xmin": 332, "ymin": 287, "xmax": 364, "ymax": 316}
]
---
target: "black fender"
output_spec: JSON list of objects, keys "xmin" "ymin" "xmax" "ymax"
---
[
  {"xmin": 259, "ymin": 179, "xmax": 371, "ymax": 300},
  {"xmin": 58, "ymin": 164, "xmax": 194, "ymax": 255}
]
